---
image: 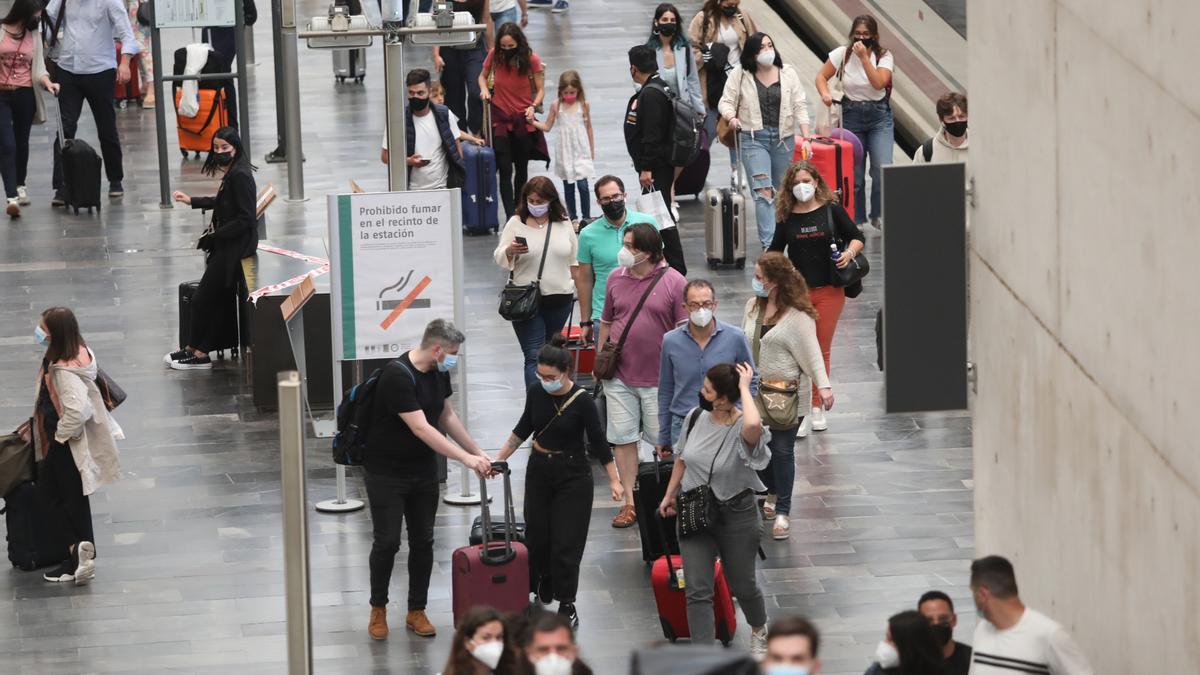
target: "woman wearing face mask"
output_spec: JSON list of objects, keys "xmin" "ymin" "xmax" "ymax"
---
[
  {"xmin": 494, "ymin": 176, "xmax": 580, "ymax": 389},
  {"xmin": 864, "ymin": 610, "xmax": 948, "ymax": 675},
  {"xmin": 438, "ymin": 605, "xmax": 521, "ymax": 675},
  {"xmin": 718, "ymin": 32, "xmax": 812, "ymax": 249},
  {"xmin": 29, "ymin": 307, "xmax": 123, "ymax": 584},
  {"xmin": 496, "ymin": 335, "xmax": 622, "ymax": 628},
  {"xmin": 646, "ymin": 2, "xmax": 705, "ymax": 215},
  {"xmin": 687, "ymin": 0, "xmax": 757, "ymax": 166},
  {"xmin": 0, "ymin": 0, "xmax": 58, "ymax": 218},
  {"xmin": 742, "ymin": 253, "xmax": 831, "ymax": 540},
  {"xmin": 815, "ymin": 15, "xmax": 894, "ymax": 229},
  {"xmin": 479, "ymin": 23, "xmax": 546, "ymax": 218},
  {"xmin": 768, "ymin": 161, "xmax": 862, "ymax": 435},
  {"xmin": 167, "ymin": 126, "xmax": 258, "ymax": 370},
  {"xmin": 657, "ymin": 363, "xmax": 773, "ymax": 657}
]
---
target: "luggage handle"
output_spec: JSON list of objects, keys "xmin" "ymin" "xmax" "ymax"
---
[
  {"xmin": 483, "ymin": 101, "xmax": 493, "ymax": 148},
  {"xmin": 656, "ymin": 513, "xmax": 683, "ymax": 590},
  {"xmin": 477, "ymin": 460, "xmax": 516, "ymax": 565}
]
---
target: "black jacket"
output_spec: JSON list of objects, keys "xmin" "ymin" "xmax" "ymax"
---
[
  {"xmin": 624, "ymin": 75, "xmax": 673, "ymax": 172},
  {"xmin": 193, "ymin": 163, "xmax": 258, "ymax": 289}
]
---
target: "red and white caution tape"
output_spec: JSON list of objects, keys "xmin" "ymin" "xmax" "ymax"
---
[{"xmin": 247, "ymin": 244, "xmax": 331, "ymax": 302}]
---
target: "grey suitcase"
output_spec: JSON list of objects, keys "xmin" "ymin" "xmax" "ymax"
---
[
  {"xmin": 333, "ymin": 48, "xmax": 366, "ymax": 83},
  {"xmin": 704, "ymin": 184, "xmax": 746, "ymax": 269}
]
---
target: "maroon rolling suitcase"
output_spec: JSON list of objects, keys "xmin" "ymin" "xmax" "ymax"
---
[{"xmin": 451, "ymin": 461, "xmax": 529, "ymax": 626}]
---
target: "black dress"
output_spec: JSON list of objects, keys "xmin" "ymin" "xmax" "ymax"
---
[
  {"xmin": 189, "ymin": 163, "xmax": 258, "ymax": 353},
  {"xmin": 36, "ymin": 363, "xmax": 94, "ymax": 558}
]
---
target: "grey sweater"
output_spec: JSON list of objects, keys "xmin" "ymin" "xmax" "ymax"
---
[{"xmin": 741, "ymin": 299, "xmax": 830, "ymax": 394}]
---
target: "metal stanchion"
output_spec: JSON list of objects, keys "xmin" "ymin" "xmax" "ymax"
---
[
  {"xmin": 281, "ymin": 0, "xmax": 306, "ymax": 200},
  {"xmin": 278, "ymin": 371, "xmax": 312, "ymax": 675},
  {"xmin": 315, "ymin": 361, "xmax": 364, "ymax": 513}
]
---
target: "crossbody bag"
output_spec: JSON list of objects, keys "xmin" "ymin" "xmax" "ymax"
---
[
  {"xmin": 497, "ymin": 222, "xmax": 554, "ymax": 322},
  {"xmin": 677, "ymin": 409, "xmax": 740, "ymax": 537},
  {"xmin": 591, "ymin": 267, "xmax": 665, "ymax": 380},
  {"xmin": 750, "ymin": 306, "xmax": 801, "ymax": 431}
]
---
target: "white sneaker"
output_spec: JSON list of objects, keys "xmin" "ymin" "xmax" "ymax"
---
[
  {"xmin": 772, "ymin": 515, "xmax": 791, "ymax": 540},
  {"xmin": 750, "ymin": 626, "xmax": 768, "ymax": 658},
  {"xmin": 810, "ymin": 406, "xmax": 827, "ymax": 432},
  {"xmin": 5, "ymin": 198, "xmax": 18, "ymax": 218},
  {"xmin": 74, "ymin": 541, "xmax": 96, "ymax": 585},
  {"xmin": 797, "ymin": 415, "xmax": 810, "ymax": 438},
  {"xmin": 670, "ymin": 201, "xmax": 680, "ymax": 221},
  {"xmin": 16, "ymin": 185, "xmax": 30, "ymax": 205}
]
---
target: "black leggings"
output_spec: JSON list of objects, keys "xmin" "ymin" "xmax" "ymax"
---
[
  {"xmin": 495, "ymin": 133, "xmax": 533, "ymax": 219},
  {"xmin": 0, "ymin": 87, "xmax": 36, "ymax": 199},
  {"xmin": 524, "ymin": 452, "xmax": 593, "ymax": 603},
  {"xmin": 37, "ymin": 441, "xmax": 95, "ymax": 560}
]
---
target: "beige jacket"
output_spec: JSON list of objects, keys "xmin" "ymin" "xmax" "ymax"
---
[
  {"xmin": 686, "ymin": 9, "xmax": 757, "ymax": 103},
  {"xmin": 718, "ymin": 64, "xmax": 811, "ymax": 135},
  {"xmin": 37, "ymin": 351, "xmax": 123, "ymax": 496},
  {"xmin": 742, "ymin": 299, "xmax": 829, "ymax": 396}
]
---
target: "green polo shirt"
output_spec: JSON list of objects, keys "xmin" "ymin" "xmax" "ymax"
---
[{"xmin": 576, "ymin": 210, "xmax": 659, "ymax": 320}]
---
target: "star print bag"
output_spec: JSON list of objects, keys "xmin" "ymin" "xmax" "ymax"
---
[{"xmin": 750, "ymin": 305, "xmax": 801, "ymax": 431}]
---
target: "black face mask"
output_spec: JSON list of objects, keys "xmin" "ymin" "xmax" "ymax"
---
[
  {"xmin": 601, "ymin": 199, "xmax": 626, "ymax": 222},
  {"xmin": 698, "ymin": 395, "xmax": 714, "ymax": 412},
  {"xmin": 657, "ymin": 23, "xmax": 677, "ymax": 37},
  {"xmin": 720, "ymin": 5, "xmax": 738, "ymax": 16},
  {"xmin": 409, "ymin": 96, "xmax": 430, "ymax": 112},
  {"xmin": 931, "ymin": 623, "xmax": 953, "ymax": 646},
  {"xmin": 944, "ymin": 120, "xmax": 968, "ymax": 137},
  {"xmin": 212, "ymin": 151, "xmax": 234, "ymax": 166},
  {"xmin": 857, "ymin": 38, "xmax": 877, "ymax": 49}
]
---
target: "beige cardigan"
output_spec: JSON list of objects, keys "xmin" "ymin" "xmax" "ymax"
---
[
  {"xmin": 718, "ymin": 64, "xmax": 811, "ymax": 135},
  {"xmin": 37, "ymin": 351, "xmax": 123, "ymax": 496},
  {"xmin": 742, "ymin": 299, "xmax": 830, "ymax": 396},
  {"xmin": 686, "ymin": 9, "xmax": 757, "ymax": 103}
]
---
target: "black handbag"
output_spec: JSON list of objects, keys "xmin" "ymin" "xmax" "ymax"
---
[
  {"xmin": 826, "ymin": 204, "xmax": 869, "ymax": 291},
  {"xmin": 677, "ymin": 412, "xmax": 739, "ymax": 537},
  {"xmin": 95, "ymin": 368, "xmax": 126, "ymax": 412},
  {"xmin": 498, "ymin": 222, "xmax": 554, "ymax": 322}
]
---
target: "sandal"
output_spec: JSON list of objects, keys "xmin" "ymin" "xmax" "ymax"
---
[
  {"xmin": 611, "ymin": 504, "xmax": 636, "ymax": 528},
  {"xmin": 772, "ymin": 515, "xmax": 791, "ymax": 540},
  {"xmin": 761, "ymin": 495, "xmax": 777, "ymax": 521}
]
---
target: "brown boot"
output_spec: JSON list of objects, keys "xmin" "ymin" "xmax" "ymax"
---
[
  {"xmin": 368, "ymin": 606, "xmax": 388, "ymax": 640},
  {"xmin": 406, "ymin": 609, "xmax": 437, "ymax": 637}
]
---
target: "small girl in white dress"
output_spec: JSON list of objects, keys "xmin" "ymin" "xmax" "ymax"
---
[{"xmin": 534, "ymin": 70, "xmax": 595, "ymax": 224}]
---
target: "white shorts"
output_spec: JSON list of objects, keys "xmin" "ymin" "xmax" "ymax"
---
[{"xmin": 604, "ymin": 378, "xmax": 659, "ymax": 446}]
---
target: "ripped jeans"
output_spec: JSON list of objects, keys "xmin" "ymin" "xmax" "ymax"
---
[{"xmin": 738, "ymin": 127, "xmax": 795, "ymax": 249}]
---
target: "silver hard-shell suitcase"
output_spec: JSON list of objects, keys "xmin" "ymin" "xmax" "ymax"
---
[
  {"xmin": 333, "ymin": 48, "xmax": 366, "ymax": 83},
  {"xmin": 705, "ymin": 133, "xmax": 747, "ymax": 268}
]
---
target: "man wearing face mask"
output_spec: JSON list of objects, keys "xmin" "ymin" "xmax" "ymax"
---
[
  {"xmin": 522, "ymin": 613, "xmax": 595, "ymax": 675},
  {"xmin": 913, "ymin": 92, "xmax": 969, "ymax": 171},
  {"xmin": 363, "ymin": 319, "xmax": 493, "ymax": 642},
  {"xmin": 763, "ymin": 616, "xmax": 823, "ymax": 675},
  {"xmin": 917, "ymin": 591, "xmax": 972, "ymax": 675},
  {"xmin": 392, "ymin": 68, "xmax": 465, "ymax": 191},
  {"xmin": 657, "ymin": 279, "xmax": 757, "ymax": 454}
]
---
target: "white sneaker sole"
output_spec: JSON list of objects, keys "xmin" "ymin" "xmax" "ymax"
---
[
  {"xmin": 74, "ymin": 541, "xmax": 96, "ymax": 585},
  {"xmin": 170, "ymin": 361, "xmax": 212, "ymax": 370},
  {"xmin": 797, "ymin": 418, "xmax": 810, "ymax": 438}
]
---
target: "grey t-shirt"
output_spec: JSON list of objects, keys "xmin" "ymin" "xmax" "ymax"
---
[{"xmin": 677, "ymin": 409, "xmax": 771, "ymax": 501}]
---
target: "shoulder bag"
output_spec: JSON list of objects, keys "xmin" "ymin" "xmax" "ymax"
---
[
  {"xmin": 497, "ymin": 222, "xmax": 554, "ymax": 322},
  {"xmin": 677, "ymin": 410, "xmax": 740, "ymax": 537},
  {"xmin": 591, "ymin": 268, "xmax": 665, "ymax": 380},
  {"xmin": 43, "ymin": 2, "xmax": 66, "ymax": 66},
  {"xmin": 825, "ymin": 203, "xmax": 869, "ymax": 295},
  {"xmin": 95, "ymin": 368, "xmax": 127, "ymax": 412},
  {"xmin": 716, "ymin": 68, "xmax": 743, "ymax": 149},
  {"xmin": 750, "ymin": 306, "xmax": 801, "ymax": 431}
]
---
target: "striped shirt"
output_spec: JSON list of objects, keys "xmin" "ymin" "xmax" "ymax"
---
[{"xmin": 970, "ymin": 608, "xmax": 1093, "ymax": 675}]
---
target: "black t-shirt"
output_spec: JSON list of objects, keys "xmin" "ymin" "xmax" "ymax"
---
[
  {"xmin": 512, "ymin": 384, "xmax": 612, "ymax": 465},
  {"xmin": 768, "ymin": 202, "xmax": 864, "ymax": 288},
  {"xmin": 946, "ymin": 641, "xmax": 972, "ymax": 675},
  {"xmin": 364, "ymin": 353, "xmax": 453, "ymax": 478}
]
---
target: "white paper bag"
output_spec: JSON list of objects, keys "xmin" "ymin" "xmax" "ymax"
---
[{"xmin": 634, "ymin": 190, "xmax": 675, "ymax": 231}]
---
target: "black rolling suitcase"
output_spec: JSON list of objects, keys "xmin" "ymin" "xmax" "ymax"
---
[
  {"xmin": 55, "ymin": 104, "xmax": 102, "ymax": 215},
  {"xmin": 4, "ymin": 482, "xmax": 69, "ymax": 571},
  {"xmin": 468, "ymin": 494, "xmax": 526, "ymax": 546},
  {"xmin": 634, "ymin": 459, "xmax": 679, "ymax": 563},
  {"xmin": 178, "ymin": 280, "xmax": 246, "ymax": 359}
]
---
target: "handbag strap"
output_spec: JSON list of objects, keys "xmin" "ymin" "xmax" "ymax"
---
[
  {"xmin": 613, "ymin": 267, "xmax": 666, "ymax": 351},
  {"xmin": 532, "ymin": 387, "xmax": 585, "ymax": 442},
  {"xmin": 824, "ymin": 202, "xmax": 845, "ymax": 249},
  {"xmin": 703, "ymin": 414, "xmax": 741, "ymax": 487},
  {"xmin": 750, "ymin": 302, "xmax": 764, "ymax": 364}
]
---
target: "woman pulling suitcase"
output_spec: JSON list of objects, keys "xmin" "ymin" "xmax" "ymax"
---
[
  {"xmin": 165, "ymin": 126, "xmax": 258, "ymax": 371},
  {"xmin": 496, "ymin": 335, "xmax": 623, "ymax": 629}
]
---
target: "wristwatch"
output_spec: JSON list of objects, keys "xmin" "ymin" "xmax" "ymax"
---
[{"xmin": 580, "ymin": 321, "xmax": 594, "ymax": 327}]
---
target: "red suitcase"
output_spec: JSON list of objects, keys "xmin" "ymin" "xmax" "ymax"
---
[
  {"xmin": 113, "ymin": 41, "xmax": 143, "ymax": 107},
  {"xmin": 561, "ymin": 299, "xmax": 595, "ymax": 375},
  {"xmin": 651, "ymin": 518, "xmax": 736, "ymax": 646},
  {"xmin": 794, "ymin": 135, "xmax": 856, "ymax": 221},
  {"xmin": 451, "ymin": 461, "xmax": 530, "ymax": 627}
]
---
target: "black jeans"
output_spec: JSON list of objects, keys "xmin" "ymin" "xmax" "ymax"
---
[
  {"xmin": 365, "ymin": 470, "xmax": 439, "ymax": 609},
  {"xmin": 524, "ymin": 452, "xmax": 593, "ymax": 603},
  {"xmin": 440, "ymin": 44, "xmax": 485, "ymax": 134},
  {"xmin": 645, "ymin": 164, "xmax": 688, "ymax": 275},
  {"xmin": 52, "ymin": 67, "xmax": 123, "ymax": 188},
  {"xmin": 495, "ymin": 132, "xmax": 533, "ymax": 219},
  {"xmin": 0, "ymin": 87, "xmax": 36, "ymax": 199},
  {"xmin": 37, "ymin": 441, "xmax": 95, "ymax": 560}
]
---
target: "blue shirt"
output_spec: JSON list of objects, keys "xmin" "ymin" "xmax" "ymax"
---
[
  {"xmin": 576, "ymin": 209, "xmax": 658, "ymax": 320},
  {"xmin": 656, "ymin": 320, "xmax": 758, "ymax": 445},
  {"xmin": 45, "ymin": 0, "xmax": 139, "ymax": 75}
]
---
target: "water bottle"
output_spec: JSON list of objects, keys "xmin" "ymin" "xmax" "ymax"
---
[{"xmin": 829, "ymin": 243, "xmax": 841, "ymax": 261}]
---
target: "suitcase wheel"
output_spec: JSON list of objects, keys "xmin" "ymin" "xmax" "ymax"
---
[
  {"xmin": 734, "ymin": 259, "xmax": 745, "ymax": 270},
  {"xmin": 717, "ymin": 620, "xmax": 732, "ymax": 647},
  {"xmin": 707, "ymin": 259, "xmax": 719, "ymax": 270},
  {"xmin": 118, "ymin": 100, "xmax": 128, "ymax": 109},
  {"xmin": 73, "ymin": 207, "xmax": 79, "ymax": 214},
  {"xmin": 180, "ymin": 149, "xmax": 188, "ymax": 158},
  {"xmin": 356, "ymin": 76, "xmax": 364, "ymax": 84},
  {"xmin": 659, "ymin": 617, "xmax": 677, "ymax": 643},
  {"xmin": 336, "ymin": 76, "xmax": 345, "ymax": 83}
]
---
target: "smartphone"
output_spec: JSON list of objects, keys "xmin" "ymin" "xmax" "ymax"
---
[{"xmin": 514, "ymin": 236, "xmax": 528, "ymax": 246}]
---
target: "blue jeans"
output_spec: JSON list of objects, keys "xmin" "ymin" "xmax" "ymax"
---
[
  {"xmin": 757, "ymin": 424, "xmax": 800, "ymax": 515},
  {"xmin": 511, "ymin": 297, "xmax": 573, "ymax": 388},
  {"xmin": 841, "ymin": 99, "xmax": 894, "ymax": 223},
  {"xmin": 704, "ymin": 106, "xmax": 737, "ymax": 167},
  {"xmin": 668, "ymin": 413, "xmax": 686, "ymax": 446},
  {"xmin": 738, "ymin": 127, "xmax": 794, "ymax": 249},
  {"xmin": 562, "ymin": 178, "xmax": 590, "ymax": 220},
  {"xmin": 491, "ymin": 7, "xmax": 519, "ymax": 28}
]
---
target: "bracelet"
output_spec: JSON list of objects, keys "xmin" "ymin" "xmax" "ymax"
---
[{"xmin": 580, "ymin": 321, "xmax": 593, "ymax": 327}]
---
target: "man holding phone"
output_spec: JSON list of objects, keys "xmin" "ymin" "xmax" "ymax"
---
[{"xmin": 380, "ymin": 69, "xmax": 464, "ymax": 190}]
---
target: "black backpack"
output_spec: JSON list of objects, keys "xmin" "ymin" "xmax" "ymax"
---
[
  {"xmin": 332, "ymin": 361, "xmax": 415, "ymax": 466},
  {"xmin": 642, "ymin": 80, "xmax": 700, "ymax": 168},
  {"xmin": 921, "ymin": 137, "xmax": 935, "ymax": 162}
]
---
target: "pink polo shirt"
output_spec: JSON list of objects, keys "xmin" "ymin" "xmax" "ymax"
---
[{"xmin": 600, "ymin": 262, "xmax": 688, "ymax": 387}]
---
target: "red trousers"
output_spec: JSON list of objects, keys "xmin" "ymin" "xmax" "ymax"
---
[{"xmin": 809, "ymin": 285, "xmax": 846, "ymax": 406}]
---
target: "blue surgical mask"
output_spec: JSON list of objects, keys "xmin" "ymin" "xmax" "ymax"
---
[
  {"xmin": 541, "ymin": 377, "xmax": 564, "ymax": 394},
  {"xmin": 437, "ymin": 353, "xmax": 458, "ymax": 372},
  {"xmin": 764, "ymin": 666, "xmax": 811, "ymax": 675},
  {"xmin": 34, "ymin": 325, "xmax": 49, "ymax": 346},
  {"xmin": 752, "ymin": 278, "xmax": 770, "ymax": 297}
]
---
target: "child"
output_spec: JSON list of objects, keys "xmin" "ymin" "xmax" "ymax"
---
[
  {"xmin": 533, "ymin": 70, "xmax": 595, "ymax": 224},
  {"xmin": 380, "ymin": 80, "xmax": 486, "ymax": 164}
]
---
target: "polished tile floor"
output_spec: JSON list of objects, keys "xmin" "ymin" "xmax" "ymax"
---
[{"xmin": 0, "ymin": 1, "xmax": 973, "ymax": 673}]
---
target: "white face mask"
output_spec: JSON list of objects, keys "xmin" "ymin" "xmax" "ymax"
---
[
  {"xmin": 528, "ymin": 202, "xmax": 550, "ymax": 218},
  {"xmin": 617, "ymin": 247, "xmax": 642, "ymax": 269},
  {"xmin": 792, "ymin": 182, "xmax": 815, "ymax": 202},
  {"xmin": 756, "ymin": 49, "xmax": 776, "ymax": 66},
  {"xmin": 533, "ymin": 653, "xmax": 574, "ymax": 675},
  {"xmin": 471, "ymin": 640, "xmax": 505, "ymax": 670},
  {"xmin": 689, "ymin": 307, "xmax": 713, "ymax": 328},
  {"xmin": 874, "ymin": 641, "xmax": 900, "ymax": 669}
]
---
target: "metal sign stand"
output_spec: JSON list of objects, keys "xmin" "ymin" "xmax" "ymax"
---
[{"xmin": 277, "ymin": 371, "xmax": 313, "ymax": 675}]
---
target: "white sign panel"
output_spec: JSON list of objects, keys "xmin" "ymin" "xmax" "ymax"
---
[
  {"xmin": 154, "ymin": 0, "xmax": 236, "ymax": 28},
  {"xmin": 329, "ymin": 190, "xmax": 460, "ymax": 361}
]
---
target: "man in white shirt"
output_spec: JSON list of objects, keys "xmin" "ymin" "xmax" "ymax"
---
[
  {"xmin": 379, "ymin": 69, "xmax": 463, "ymax": 190},
  {"xmin": 969, "ymin": 555, "xmax": 1094, "ymax": 675}
]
